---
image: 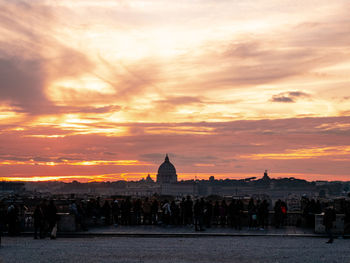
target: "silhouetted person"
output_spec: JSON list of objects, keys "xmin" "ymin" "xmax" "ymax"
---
[
  {"xmin": 180, "ymin": 197, "xmax": 186, "ymax": 225},
  {"xmin": 18, "ymin": 204, "xmax": 28, "ymax": 232},
  {"xmin": 85, "ymin": 199, "xmax": 94, "ymax": 218},
  {"xmin": 280, "ymin": 201, "xmax": 287, "ymax": 227},
  {"xmin": 184, "ymin": 196, "xmax": 193, "ymax": 225},
  {"xmin": 47, "ymin": 200, "xmax": 58, "ymax": 239},
  {"xmin": 302, "ymin": 198, "xmax": 312, "ymax": 227},
  {"xmin": 92, "ymin": 198, "xmax": 101, "ymax": 224},
  {"xmin": 112, "ymin": 199, "xmax": 120, "ymax": 226},
  {"xmin": 77, "ymin": 202, "xmax": 88, "ymax": 231},
  {"xmin": 228, "ymin": 199, "xmax": 236, "ymax": 228},
  {"xmin": 41, "ymin": 199, "xmax": 50, "ymax": 237},
  {"xmin": 70, "ymin": 200, "xmax": 83, "ymax": 231},
  {"xmin": 274, "ymin": 199, "xmax": 282, "ymax": 228},
  {"xmin": 344, "ymin": 202, "xmax": 350, "ymax": 235},
  {"xmin": 134, "ymin": 199, "xmax": 142, "ymax": 225},
  {"xmin": 236, "ymin": 199, "xmax": 243, "ymax": 230},
  {"xmin": 102, "ymin": 200, "xmax": 112, "ymax": 225},
  {"xmin": 120, "ymin": 200, "xmax": 126, "ymax": 225},
  {"xmin": 142, "ymin": 198, "xmax": 151, "ymax": 225},
  {"xmin": 7, "ymin": 203, "xmax": 18, "ymax": 236},
  {"xmin": 125, "ymin": 198, "xmax": 132, "ymax": 225},
  {"xmin": 258, "ymin": 200, "xmax": 269, "ymax": 230},
  {"xmin": 248, "ymin": 198, "xmax": 257, "ymax": 229},
  {"xmin": 204, "ymin": 200, "xmax": 213, "ymax": 228},
  {"xmin": 122, "ymin": 198, "xmax": 132, "ymax": 225},
  {"xmin": 170, "ymin": 200, "xmax": 180, "ymax": 225},
  {"xmin": 213, "ymin": 201, "xmax": 220, "ymax": 225},
  {"xmin": 194, "ymin": 199, "xmax": 204, "ymax": 231},
  {"xmin": 220, "ymin": 200, "xmax": 227, "ymax": 227},
  {"xmin": 323, "ymin": 206, "xmax": 336, "ymax": 243},
  {"xmin": 33, "ymin": 204, "xmax": 44, "ymax": 239},
  {"xmin": 151, "ymin": 199, "xmax": 159, "ymax": 225},
  {"xmin": 0, "ymin": 201, "xmax": 5, "ymax": 246},
  {"xmin": 162, "ymin": 200, "xmax": 171, "ymax": 225}
]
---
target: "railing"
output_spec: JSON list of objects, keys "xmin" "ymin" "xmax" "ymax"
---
[{"xmin": 11, "ymin": 211, "xmax": 346, "ymax": 233}]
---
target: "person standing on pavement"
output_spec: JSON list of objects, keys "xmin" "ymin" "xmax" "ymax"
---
[
  {"xmin": 194, "ymin": 198, "xmax": 205, "ymax": 231},
  {"xmin": 112, "ymin": 199, "xmax": 120, "ymax": 226},
  {"xmin": 47, "ymin": 200, "xmax": 58, "ymax": 239},
  {"xmin": 162, "ymin": 200, "xmax": 171, "ymax": 225},
  {"xmin": 184, "ymin": 196, "xmax": 193, "ymax": 226},
  {"xmin": 204, "ymin": 200, "xmax": 213, "ymax": 228},
  {"xmin": 142, "ymin": 198, "xmax": 151, "ymax": 225},
  {"xmin": 274, "ymin": 199, "xmax": 282, "ymax": 228},
  {"xmin": 258, "ymin": 200, "xmax": 269, "ymax": 230},
  {"xmin": 33, "ymin": 204, "xmax": 44, "ymax": 239},
  {"xmin": 102, "ymin": 200, "xmax": 112, "ymax": 225},
  {"xmin": 151, "ymin": 198, "xmax": 159, "ymax": 225},
  {"xmin": 323, "ymin": 206, "xmax": 336, "ymax": 243},
  {"xmin": 7, "ymin": 203, "xmax": 18, "ymax": 236}
]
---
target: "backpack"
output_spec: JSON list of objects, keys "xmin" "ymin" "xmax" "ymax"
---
[{"xmin": 281, "ymin": 206, "xmax": 287, "ymax": 214}]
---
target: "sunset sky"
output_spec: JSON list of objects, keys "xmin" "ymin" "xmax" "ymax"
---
[{"xmin": 0, "ymin": 0, "xmax": 350, "ymax": 182}]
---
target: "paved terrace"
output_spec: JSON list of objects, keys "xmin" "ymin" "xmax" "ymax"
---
[
  {"xmin": 16, "ymin": 225, "xmax": 345, "ymax": 238},
  {"xmin": 1, "ymin": 235, "xmax": 349, "ymax": 263},
  {"xmin": 3, "ymin": 226, "xmax": 349, "ymax": 263}
]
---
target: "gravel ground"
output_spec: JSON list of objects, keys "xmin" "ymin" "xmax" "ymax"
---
[{"xmin": 0, "ymin": 236, "xmax": 349, "ymax": 263}]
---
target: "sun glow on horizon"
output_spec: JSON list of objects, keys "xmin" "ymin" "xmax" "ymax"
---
[{"xmin": 2, "ymin": 172, "xmax": 350, "ymax": 183}]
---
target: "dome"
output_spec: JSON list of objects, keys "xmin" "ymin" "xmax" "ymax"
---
[
  {"xmin": 158, "ymin": 155, "xmax": 176, "ymax": 175},
  {"xmin": 157, "ymin": 154, "xmax": 177, "ymax": 183}
]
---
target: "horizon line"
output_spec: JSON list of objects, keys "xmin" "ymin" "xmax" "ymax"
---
[{"xmin": 2, "ymin": 172, "xmax": 349, "ymax": 183}]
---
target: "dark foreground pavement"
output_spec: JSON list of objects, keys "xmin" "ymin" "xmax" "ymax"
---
[
  {"xmin": 1, "ymin": 236, "xmax": 349, "ymax": 263},
  {"xmin": 10, "ymin": 225, "xmax": 348, "ymax": 238}
]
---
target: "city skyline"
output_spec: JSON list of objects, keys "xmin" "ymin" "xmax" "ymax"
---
[{"xmin": 1, "ymin": 1, "xmax": 350, "ymax": 182}]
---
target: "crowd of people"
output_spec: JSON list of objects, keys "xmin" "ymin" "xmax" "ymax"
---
[
  {"xmin": 301, "ymin": 198, "xmax": 322, "ymax": 227},
  {"xmin": 33, "ymin": 200, "xmax": 58, "ymax": 239},
  {"xmin": 66, "ymin": 196, "xmax": 287, "ymax": 232},
  {"xmin": 1, "ymin": 195, "xmax": 349, "ymax": 243}
]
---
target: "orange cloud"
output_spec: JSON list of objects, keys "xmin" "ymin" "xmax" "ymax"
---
[
  {"xmin": 0, "ymin": 159, "xmax": 151, "ymax": 166},
  {"xmin": 194, "ymin": 163, "xmax": 215, "ymax": 167},
  {"xmin": 241, "ymin": 146, "xmax": 350, "ymax": 160}
]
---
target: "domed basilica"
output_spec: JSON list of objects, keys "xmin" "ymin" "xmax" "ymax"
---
[{"xmin": 157, "ymin": 154, "xmax": 177, "ymax": 184}]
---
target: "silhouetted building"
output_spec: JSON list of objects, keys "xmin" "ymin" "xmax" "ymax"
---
[
  {"xmin": 262, "ymin": 170, "xmax": 271, "ymax": 181},
  {"xmin": 0, "ymin": 181, "xmax": 25, "ymax": 193},
  {"xmin": 145, "ymin": 174, "xmax": 154, "ymax": 183},
  {"xmin": 156, "ymin": 154, "xmax": 177, "ymax": 184}
]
